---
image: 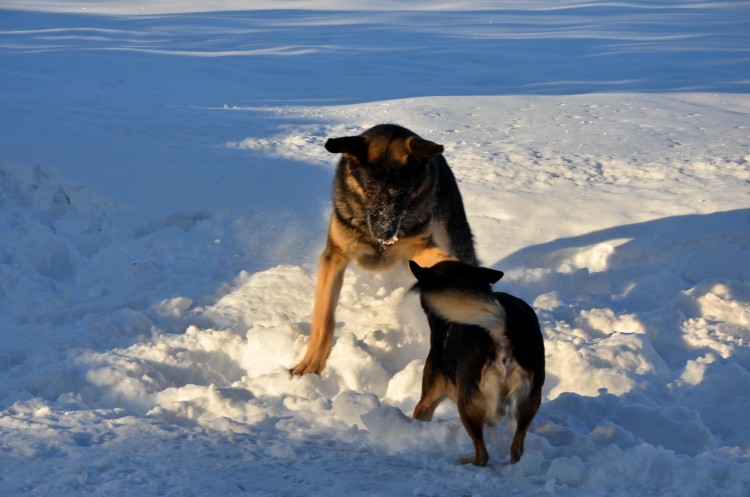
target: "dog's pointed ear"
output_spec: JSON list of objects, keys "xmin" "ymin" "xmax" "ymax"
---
[
  {"xmin": 406, "ymin": 136, "xmax": 444, "ymax": 159},
  {"xmin": 453, "ymin": 265, "xmax": 504, "ymax": 285},
  {"xmin": 408, "ymin": 260, "xmax": 425, "ymax": 279},
  {"xmin": 480, "ymin": 267, "xmax": 504, "ymax": 284},
  {"xmin": 325, "ymin": 136, "xmax": 366, "ymax": 156}
]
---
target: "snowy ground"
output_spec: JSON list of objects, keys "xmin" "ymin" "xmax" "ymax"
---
[{"xmin": 1, "ymin": 1, "xmax": 750, "ymax": 496}]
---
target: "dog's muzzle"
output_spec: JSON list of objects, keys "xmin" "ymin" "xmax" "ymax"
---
[{"xmin": 367, "ymin": 211, "xmax": 404, "ymax": 248}]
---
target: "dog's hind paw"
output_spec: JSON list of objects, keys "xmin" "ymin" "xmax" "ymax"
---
[
  {"xmin": 458, "ymin": 454, "xmax": 488, "ymax": 467},
  {"xmin": 510, "ymin": 448, "xmax": 523, "ymax": 464},
  {"xmin": 412, "ymin": 404, "xmax": 435, "ymax": 422}
]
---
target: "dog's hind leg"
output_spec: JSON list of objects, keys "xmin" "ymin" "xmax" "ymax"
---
[
  {"xmin": 413, "ymin": 352, "xmax": 449, "ymax": 421},
  {"xmin": 457, "ymin": 395, "xmax": 490, "ymax": 467},
  {"xmin": 291, "ymin": 244, "xmax": 349, "ymax": 376},
  {"xmin": 509, "ymin": 389, "xmax": 541, "ymax": 463}
]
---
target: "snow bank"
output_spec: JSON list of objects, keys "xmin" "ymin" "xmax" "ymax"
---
[{"xmin": 2, "ymin": 122, "xmax": 749, "ymax": 493}]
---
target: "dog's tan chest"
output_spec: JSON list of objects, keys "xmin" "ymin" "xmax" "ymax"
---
[{"xmin": 355, "ymin": 248, "xmax": 400, "ymax": 270}]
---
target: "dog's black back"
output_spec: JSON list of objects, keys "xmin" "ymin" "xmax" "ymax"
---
[
  {"xmin": 431, "ymin": 154, "xmax": 477, "ymax": 265},
  {"xmin": 427, "ymin": 312, "xmax": 493, "ymax": 389}
]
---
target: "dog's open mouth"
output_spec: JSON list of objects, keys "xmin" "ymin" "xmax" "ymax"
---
[{"xmin": 378, "ymin": 235, "xmax": 399, "ymax": 247}]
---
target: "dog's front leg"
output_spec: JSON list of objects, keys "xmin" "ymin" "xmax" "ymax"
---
[
  {"xmin": 457, "ymin": 390, "xmax": 491, "ymax": 466},
  {"xmin": 411, "ymin": 245, "xmax": 457, "ymax": 269},
  {"xmin": 291, "ymin": 243, "xmax": 349, "ymax": 376}
]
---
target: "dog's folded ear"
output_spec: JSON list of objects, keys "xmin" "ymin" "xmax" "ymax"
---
[
  {"xmin": 325, "ymin": 136, "xmax": 367, "ymax": 158},
  {"xmin": 407, "ymin": 136, "xmax": 444, "ymax": 159}
]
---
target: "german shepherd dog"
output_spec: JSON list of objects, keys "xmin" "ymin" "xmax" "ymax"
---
[
  {"xmin": 409, "ymin": 260, "xmax": 545, "ymax": 466},
  {"xmin": 291, "ymin": 124, "xmax": 477, "ymax": 376}
]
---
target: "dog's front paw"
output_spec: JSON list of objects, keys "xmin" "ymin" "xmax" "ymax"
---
[{"xmin": 290, "ymin": 359, "xmax": 323, "ymax": 376}]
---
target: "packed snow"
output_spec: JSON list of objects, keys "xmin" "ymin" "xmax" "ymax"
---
[{"xmin": 1, "ymin": 1, "xmax": 749, "ymax": 496}]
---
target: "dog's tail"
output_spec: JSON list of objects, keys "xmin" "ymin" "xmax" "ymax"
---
[{"xmin": 420, "ymin": 285, "xmax": 507, "ymax": 346}]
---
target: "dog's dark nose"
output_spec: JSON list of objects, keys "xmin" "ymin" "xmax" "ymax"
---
[
  {"xmin": 373, "ymin": 226, "xmax": 399, "ymax": 244},
  {"xmin": 366, "ymin": 208, "xmax": 402, "ymax": 241}
]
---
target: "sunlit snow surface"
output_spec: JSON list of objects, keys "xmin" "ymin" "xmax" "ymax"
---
[{"xmin": 1, "ymin": 2, "xmax": 749, "ymax": 496}]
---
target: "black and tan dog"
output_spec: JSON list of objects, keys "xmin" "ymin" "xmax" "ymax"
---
[
  {"xmin": 291, "ymin": 124, "xmax": 477, "ymax": 376},
  {"xmin": 409, "ymin": 260, "xmax": 545, "ymax": 466}
]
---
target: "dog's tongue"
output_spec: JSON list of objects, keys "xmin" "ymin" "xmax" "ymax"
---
[{"xmin": 379, "ymin": 235, "xmax": 399, "ymax": 247}]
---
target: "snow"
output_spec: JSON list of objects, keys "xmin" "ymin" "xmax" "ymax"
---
[{"xmin": 1, "ymin": 1, "xmax": 749, "ymax": 495}]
